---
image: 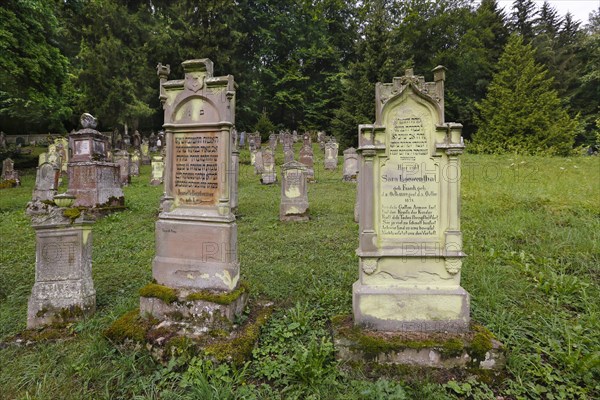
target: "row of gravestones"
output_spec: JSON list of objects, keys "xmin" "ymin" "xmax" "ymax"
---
[
  {"xmin": 23, "ymin": 61, "xmax": 471, "ymax": 353},
  {"xmin": 110, "ymin": 129, "xmax": 164, "ymax": 153}
]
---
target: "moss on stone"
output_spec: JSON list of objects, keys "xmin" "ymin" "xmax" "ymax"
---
[
  {"xmin": 139, "ymin": 283, "xmax": 177, "ymax": 304},
  {"xmin": 104, "ymin": 309, "xmax": 156, "ymax": 343},
  {"xmin": 334, "ymin": 314, "xmax": 469, "ymax": 359},
  {"xmin": 469, "ymin": 324, "xmax": 494, "ymax": 361},
  {"xmin": 204, "ymin": 305, "xmax": 272, "ymax": 365},
  {"xmin": 186, "ymin": 281, "xmax": 248, "ymax": 305},
  {"xmin": 0, "ymin": 179, "xmax": 17, "ymax": 189},
  {"xmin": 165, "ymin": 336, "xmax": 197, "ymax": 358},
  {"xmin": 62, "ymin": 207, "xmax": 82, "ymax": 222}
]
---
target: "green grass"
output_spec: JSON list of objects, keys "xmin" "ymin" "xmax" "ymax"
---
[{"xmin": 0, "ymin": 149, "xmax": 598, "ymax": 399}]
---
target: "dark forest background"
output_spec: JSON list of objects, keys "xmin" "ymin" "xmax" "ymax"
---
[{"xmin": 1, "ymin": 0, "xmax": 598, "ymax": 153}]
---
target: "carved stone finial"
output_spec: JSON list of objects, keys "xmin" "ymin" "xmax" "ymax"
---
[{"xmin": 80, "ymin": 113, "xmax": 98, "ymax": 129}]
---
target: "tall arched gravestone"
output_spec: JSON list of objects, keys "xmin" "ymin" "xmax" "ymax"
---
[
  {"xmin": 354, "ymin": 67, "xmax": 468, "ymax": 332},
  {"xmin": 141, "ymin": 59, "xmax": 245, "ymax": 325}
]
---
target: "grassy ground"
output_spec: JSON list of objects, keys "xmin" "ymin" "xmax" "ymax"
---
[{"xmin": 0, "ymin": 147, "xmax": 598, "ymax": 399}]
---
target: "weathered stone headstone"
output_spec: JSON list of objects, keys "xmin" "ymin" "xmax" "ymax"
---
[
  {"xmin": 343, "ymin": 147, "xmax": 358, "ymax": 182},
  {"xmin": 54, "ymin": 137, "xmax": 69, "ymax": 176},
  {"xmin": 113, "ymin": 150, "xmax": 131, "ymax": 186},
  {"xmin": 280, "ymin": 161, "xmax": 309, "ymax": 221},
  {"xmin": 269, "ymin": 133, "xmax": 277, "ymax": 151},
  {"xmin": 317, "ymin": 131, "xmax": 326, "ymax": 143},
  {"xmin": 282, "ymin": 132, "xmax": 294, "ymax": 163},
  {"xmin": 149, "ymin": 131, "xmax": 158, "ymax": 152},
  {"xmin": 150, "ymin": 155, "xmax": 164, "ymax": 186},
  {"xmin": 292, "ymin": 130, "xmax": 299, "ymax": 143},
  {"xmin": 302, "ymin": 133, "xmax": 311, "ymax": 148},
  {"xmin": 324, "ymin": 139, "xmax": 339, "ymax": 170},
  {"xmin": 248, "ymin": 133, "xmax": 261, "ymax": 165},
  {"xmin": 32, "ymin": 162, "xmax": 60, "ymax": 201},
  {"xmin": 239, "ymin": 131, "xmax": 246, "ymax": 147},
  {"xmin": 261, "ymin": 147, "xmax": 276, "ymax": 184},
  {"xmin": 254, "ymin": 149, "xmax": 264, "ymax": 174},
  {"xmin": 299, "ymin": 145, "xmax": 314, "ymax": 182},
  {"xmin": 38, "ymin": 152, "xmax": 48, "ymax": 166},
  {"xmin": 353, "ymin": 67, "xmax": 468, "ymax": 332},
  {"xmin": 25, "ymin": 199, "xmax": 95, "ymax": 329},
  {"xmin": 132, "ymin": 130, "xmax": 142, "ymax": 149},
  {"xmin": 67, "ymin": 113, "xmax": 124, "ymax": 208},
  {"xmin": 130, "ymin": 150, "xmax": 141, "ymax": 176},
  {"xmin": 1, "ymin": 157, "xmax": 19, "ymax": 183},
  {"xmin": 0, "ymin": 131, "xmax": 6, "ymax": 150},
  {"xmin": 141, "ymin": 140, "xmax": 151, "ymax": 165},
  {"xmin": 141, "ymin": 58, "xmax": 245, "ymax": 327}
]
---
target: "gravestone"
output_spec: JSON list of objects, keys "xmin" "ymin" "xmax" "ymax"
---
[
  {"xmin": 67, "ymin": 113, "xmax": 124, "ymax": 208},
  {"xmin": 343, "ymin": 147, "xmax": 358, "ymax": 182},
  {"xmin": 269, "ymin": 133, "xmax": 277, "ymax": 151},
  {"xmin": 292, "ymin": 130, "xmax": 299, "ymax": 143},
  {"xmin": 239, "ymin": 131, "xmax": 246, "ymax": 147},
  {"xmin": 0, "ymin": 131, "xmax": 6, "ymax": 150},
  {"xmin": 282, "ymin": 132, "xmax": 294, "ymax": 163},
  {"xmin": 130, "ymin": 150, "xmax": 141, "ymax": 176},
  {"xmin": 280, "ymin": 161, "xmax": 309, "ymax": 221},
  {"xmin": 302, "ymin": 133, "xmax": 311, "ymax": 148},
  {"xmin": 298, "ymin": 145, "xmax": 314, "ymax": 182},
  {"xmin": 141, "ymin": 58, "xmax": 245, "ymax": 326},
  {"xmin": 132, "ymin": 130, "xmax": 142, "ymax": 149},
  {"xmin": 1, "ymin": 158, "xmax": 19, "ymax": 183},
  {"xmin": 353, "ymin": 67, "xmax": 468, "ymax": 332},
  {"xmin": 317, "ymin": 131, "xmax": 326, "ymax": 143},
  {"xmin": 261, "ymin": 147, "xmax": 276, "ymax": 184},
  {"xmin": 324, "ymin": 139, "xmax": 339, "ymax": 170},
  {"xmin": 141, "ymin": 139, "xmax": 151, "ymax": 165},
  {"xmin": 149, "ymin": 131, "xmax": 158, "ymax": 152},
  {"xmin": 32, "ymin": 162, "xmax": 60, "ymax": 201},
  {"xmin": 25, "ymin": 200, "xmax": 95, "ymax": 329},
  {"xmin": 150, "ymin": 155, "xmax": 164, "ymax": 185},
  {"xmin": 54, "ymin": 137, "xmax": 69, "ymax": 176},
  {"xmin": 254, "ymin": 149, "xmax": 264, "ymax": 174},
  {"xmin": 248, "ymin": 133, "xmax": 261, "ymax": 165},
  {"xmin": 113, "ymin": 150, "xmax": 131, "ymax": 186},
  {"xmin": 38, "ymin": 152, "xmax": 48, "ymax": 166}
]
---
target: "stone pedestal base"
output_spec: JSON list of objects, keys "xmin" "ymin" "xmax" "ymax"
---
[
  {"xmin": 353, "ymin": 282, "xmax": 470, "ymax": 332},
  {"xmin": 261, "ymin": 172, "xmax": 276, "ymax": 185},
  {"xmin": 153, "ymin": 217, "xmax": 240, "ymax": 291},
  {"xmin": 280, "ymin": 203, "xmax": 309, "ymax": 222},
  {"xmin": 67, "ymin": 161, "xmax": 124, "ymax": 207},
  {"xmin": 333, "ymin": 315, "xmax": 504, "ymax": 370},
  {"xmin": 28, "ymin": 285, "xmax": 95, "ymax": 329},
  {"xmin": 139, "ymin": 283, "xmax": 248, "ymax": 336}
]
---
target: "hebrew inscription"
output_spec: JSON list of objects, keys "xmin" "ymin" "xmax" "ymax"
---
[
  {"xmin": 174, "ymin": 133, "xmax": 220, "ymax": 206},
  {"xmin": 380, "ymin": 115, "xmax": 439, "ymax": 237}
]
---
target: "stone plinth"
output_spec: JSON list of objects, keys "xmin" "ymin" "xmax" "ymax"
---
[
  {"xmin": 147, "ymin": 58, "xmax": 244, "ymax": 325},
  {"xmin": 333, "ymin": 315, "xmax": 505, "ymax": 370},
  {"xmin": 353, "ymin": 67, "xmax": 469, "ymax": 332},
  {"xmin": 26, "ymin": 204, "xmax": 95, "ymax": 329},
  {"xmin": 280, "ymin": 161, "xmax": 309, "ymax": 221},
  {"xmin": 68, "ymin": 161, "xmax": 124, "ymax": 207}
]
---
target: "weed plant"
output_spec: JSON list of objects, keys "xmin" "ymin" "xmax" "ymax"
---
[{"xmin": 0, "ymin": 149, "xmax": 598, "ymax": 399}]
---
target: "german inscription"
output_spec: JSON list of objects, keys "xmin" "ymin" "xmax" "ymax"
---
[
  {"xmin": 380, "ymin": 115, "xmax": 439, "ymax": 237},
  {"xmin": 174, "ymin": 133, "xmax": 220, "ymax": 206}
]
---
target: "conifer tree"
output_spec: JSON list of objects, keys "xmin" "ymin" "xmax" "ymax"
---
[{"xmin": 472, "ymin": 34, "xmax": 578, "ymax": 155}]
